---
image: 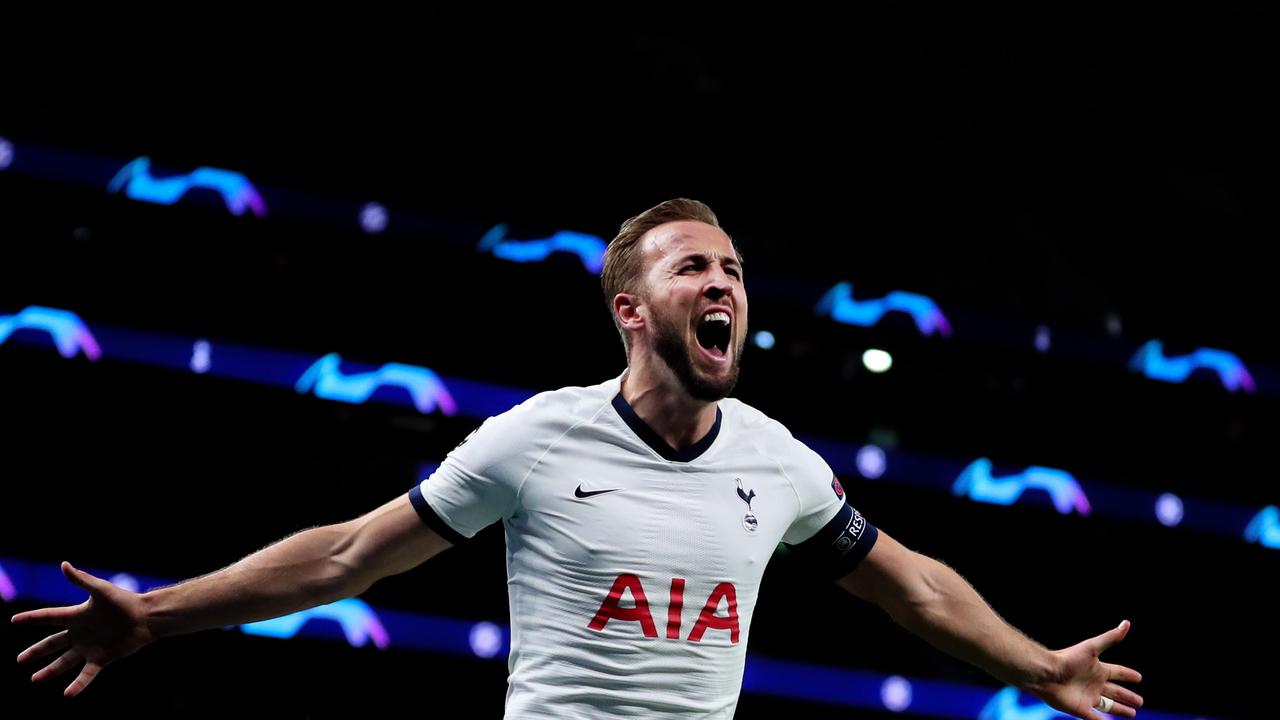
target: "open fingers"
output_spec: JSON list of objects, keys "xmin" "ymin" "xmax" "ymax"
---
[
  {"xmin": 11, "ymin": 605, "xmax": 79, "ymax": 627},
  {"xmin": 1107, "ymin": 663, "xmax": 1142, "ymax": 684},
  {"xmin": 30, "ymin": 648, "xmax": 82, "ymax": 684},
  {"xmin": 16, "ymin": 630, "xmax": 70, "ymax": 664},
  {"xmin": 62, "ymin": 562, "xmax": 111, "ymax": 595},
  {"xmin": 1104, "ymin": 682, "xmax": 1144, "ymax": 710},
  {"xmin": 1094, "ymin": 619, "xmax": 1131, "ymax": 654},
  {"xmin": 65, "ymin": 660, "xmax": 103, "ymax": 698}
]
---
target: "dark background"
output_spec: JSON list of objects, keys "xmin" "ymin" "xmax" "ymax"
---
[{"xmin": 3, "ymin": 4, "xmax": 1276, "ymax": 718}]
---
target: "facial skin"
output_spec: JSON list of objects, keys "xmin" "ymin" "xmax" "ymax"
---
[{"xmin": 623, "ymin": 220, "xmax": 749, "ymax": 402}]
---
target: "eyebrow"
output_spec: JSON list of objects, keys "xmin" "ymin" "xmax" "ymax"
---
[{"xmin": 675, "ymin": 252, "xmax": 744, "ymax": 270}]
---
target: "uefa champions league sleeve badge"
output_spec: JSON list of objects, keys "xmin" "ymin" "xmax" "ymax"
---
[{"xmin": 736, "ymin": 478, "xmax": 758, "ymax": 533}]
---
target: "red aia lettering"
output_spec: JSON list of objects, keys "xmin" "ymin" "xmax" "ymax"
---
[
  {"xmin": 588, "ymin": 575, "xmax": 738, "ymax": 644},
  {"xmin": 587, "ymin": 573, "xmax": 657, "ymax": 638}
]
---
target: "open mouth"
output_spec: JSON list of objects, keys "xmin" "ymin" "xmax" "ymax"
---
[{"xmin": 695, "ymin": 311, "xmax": 732, "ymax": 359}]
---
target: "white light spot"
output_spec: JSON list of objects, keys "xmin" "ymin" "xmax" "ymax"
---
[
  {"xmin": 1105, "ymin": 314, "xmax": 1123, "ymax": 337},
  {"xmin": 469, "ymin": 621, "xmax": 503, "ymax": 659},
  {"xmin": 360, "ymin": 202, "xmax": 388, "ymax": 234},
  {"xmin": 0, "ymin": 137, "xmax": 13, "ymax": 170},
  {"xmin": 191, "ymin": 340, "xmax": 212, "ymax": 374},
  {"xmin": 109, "ymin": 573, "xmax": 140, "ymax": 593},
  {"xmin": 1035, "ymin": 325, "xmax": 1051, "ymax": 353},
  {"xmin": 881, "ymin": 675, "xmax": 912, "ymax": 712},
  {"xmin": 753, "ymin": 331, "xmax": 775, "ymax": 350},
  {"xmin": 863, "ymin": 349, "xmax": 893, "ymax": 373},
  {"xmin": 1155, "ymin": 493, "xmax": 1184, "ymax": 528},
  {"xmin": 857, "ymin": 445, "xmax": 887, "ymax": 480}
]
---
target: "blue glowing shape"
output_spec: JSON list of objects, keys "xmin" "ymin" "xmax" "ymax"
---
[
  {"xmin": 106, "ymin": 156, "xmax": 267, "ymax": 217},
  {"xmin": 978, "ymin": 687, "xmax": 1077, "ymax": 720},
  {"xmin": 295, "ymin": 353, "xmax": 458, "ymax": 416},
  {"xmin": 1129, "ymin": 340, "xmax": 1256, "ymax": 393},
  {"xmin": 1244, "ymin": 506, "xmax": 1280, "ymax": 549},
  {"xmin": 241, "ymin": 598, "xmax": 390, "ymax": 649},
  {"xmin": 953, "ymin": 459, "xmax": 1091, "ymax": 516},
  {"xmin": 814, "ymin": 282, "xmax": 952, "ymax": 337},
  {"xmin": 0, "ymin": 562, "xmax": 15, "ymax": 602},
  {"xmin": 0, "ymin": 306, "xmax": 102, "ymax": 360},
  {"xmin": 477, "ymin": 224, "xmax": 606, "ymax": 274}
]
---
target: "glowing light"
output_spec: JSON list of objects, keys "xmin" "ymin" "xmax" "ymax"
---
[
  {"xmin": 1129, "ymin": 340, "xmax": 1255, "ymax": 393},
  {"xmin": 469, "ymin": 621, "xmax": 503, "ymax": 658},
  {"xmin": 881, "ymin": 676, "xmax": 912, "ymax": 712},
  {"xmin": 190, "ymin": 339, "xmax": 212, "ymax": 374},
  {"xmin": 753, "ymin": 331, "xmax": 776, "ymax": 350},
  {"xmin": 0, "ymin": 562, "xmax": 15, "ymax": 602},
  {"xmin": 814, "ymin": 282, "xmax": 952, "ymax": 337},
  {"xmin": 1155, "ymin": 493, "xmax": 1184, "ymax": 528},
  {"xmin": 295, "ymin": 352, "xmax": 458, "ymax": 416},
  {"xmin": 1244, "ymin": 506, "xmax": 1280, "ymax": 549},
  {"xmin": 0, "ymin": 306, "xmax": 102, "ymax": 360},
  {"xmin": 856, "ymin": 445, "xmax": 887, "ymax": 480},
  {"xmin": 0, "ymin": 137, "xmax": 13, "ymax": 170},
  {"xmin": 241, "ymin": 598, "xmax": 390, "ymax": 649},
  {"xmin": 359, "ymin": 202, "xmax": 388, "ymax": 234},
  {"xmin": 862, "ymin": 349, "xmax": 893, "ymax": 373},
  {"xmin": 1034, "ymin": 325, "xmax": 1051, "ymax": 353},
  {"xmin": 106, "ymin": 157, "xmax": 267, "ymax": 217},
  {"xmin": 477, "ymin": 224, "xmax": 606, "ymax": 274},
  {"xmin": 953, "ymin": 459, "xmax": 1091, "ymax": 516}
]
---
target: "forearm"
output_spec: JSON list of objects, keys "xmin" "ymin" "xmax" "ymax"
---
[
  {"xmin": 883, "ymin": 555, "xmax": 1056, "ymax": 690},
  {"xmin": 140, "ymin": 522, "xmax": 368, "ymax": 639}
]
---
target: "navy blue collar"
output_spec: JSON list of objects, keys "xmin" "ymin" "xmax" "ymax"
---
[{"xmin": 611, "ymin": 392, "xmax": 722, "ymax": 463}]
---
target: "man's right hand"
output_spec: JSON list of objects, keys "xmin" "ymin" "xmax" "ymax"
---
[{"xmin": 12, "ymin": 561, "xmax": 156, "ymax": 697}]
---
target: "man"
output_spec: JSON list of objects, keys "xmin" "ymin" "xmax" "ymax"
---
[{"xmin": 13, "ymin": 199, "xmax": 1143, "ymax": 719}]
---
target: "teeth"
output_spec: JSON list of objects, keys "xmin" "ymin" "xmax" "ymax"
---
[{"xmin": 702, "ymin": 311, "xmax": 730, "ymax": 325}]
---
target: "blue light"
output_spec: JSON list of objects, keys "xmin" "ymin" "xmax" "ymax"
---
[
  {"xmin": 477, "ymin": 224, "xmax": 606, "ymax": 274},
  {"xmin": 295, "ymin": 352, "xmax": 458, "ymax": 416},
  {"xmin": 1244, "ymin": 506, "xmax": 1280, "ymax": 549},
  {"xmin": 978, "ymin": 687, "xmax": 1078, "ymax": 720},
  {"xmin": 857, "ymin": 445, "xmax": 887, "ymax": 480},
  {"xmin": 469, "ymin": 621, "xmax": 504, "ymax": 659},
  {"xmin": 106, "ymin": 156, "xmax": 268, "ymax": 217},
  {"xmin": 0, "ymin": 561, "xmax": 15, "ymax": 601},
  {"xmin": 1034, "ymin": 326, "xmax": 1051, "ymax": 353},
  {"xmin": 0, "ymin": 306, "xmax": 102, "ymax": 360},
  {"xmin": 753, "ymin": 330, "xmax": 776, "ymax": 350},
  {"xmin": 1129, "ymin": 340, "xmax": 1255, "ymax": 394},
  {"xmin": 953, "ymin": 459, "xmax": 1091, "ymax": 516},
  {"xmin": 814, "ymin": 282, "xmax": 952, "ymax": 337},
  {"xmin": 241, "ymin": 598, "xmax": 390, "ymax": 649},
  {"xmin": 190, "ymin": 339, "xmax": 212, "ymax": 374},
  {"xmin": 0, "ymin": 137, "xmax": 13, "ymax": 170},
  {"xmin": 359, "ymin": 202, "xmax": 388, "ymax": 234},
  {"xmin": 882, "ymin": 675, "xmax": 913, "ymax": 712},
  {"xmin": 1155, "ymin": 493, "xmax": 1184, "ymax": 528}
]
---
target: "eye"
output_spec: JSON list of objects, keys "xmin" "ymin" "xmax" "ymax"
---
[{"xmin": 726, "ymin": 267, "xmax": 741, "ymax": 279}]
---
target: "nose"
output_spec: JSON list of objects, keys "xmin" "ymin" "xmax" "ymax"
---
[{"xmin": 703, "ymin": 267, "xmax": 734, "ymax": 300}]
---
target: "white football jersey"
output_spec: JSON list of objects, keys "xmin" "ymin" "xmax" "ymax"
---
[{"xmin": 412, "ymin": 372, "xmax": 876, "ymax": 718}]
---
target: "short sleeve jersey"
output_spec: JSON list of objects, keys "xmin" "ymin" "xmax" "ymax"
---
[{"xmin": 412, "ymin": 373, "xmax": 878, "ymax": 719}]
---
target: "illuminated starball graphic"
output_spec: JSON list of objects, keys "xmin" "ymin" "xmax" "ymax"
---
[
  {"xmin": 952, "ymin": 459, "xmax": 1091, "ymax": 516},
  {"xmin": 1129, "ymin": 340, "xmax": 1256, "ymax": 393},
  {"xmin": 106, "ymin": 157, "xmax": 268, "ymax": 217},
  {"xmin": 477, "ymin": 224, "xmax": 607, "ymax": 274},
  {"xmin": 240, "ymin": 598, "xmax": 391, "ymax": 649},
  {"xmin": 0, "ymin": 306, "xmax": 102, "ymax": 360},
  {"xmin": 294, "ymin": 352, "xmax": 458, "ymax": 415},
  {"xmin": 814, "ymin": 282, "xmax": 952, "ymax": 337}
]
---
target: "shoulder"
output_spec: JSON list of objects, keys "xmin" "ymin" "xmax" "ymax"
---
[
  {"xmin": 721, "ymin": 396, "xmax": 832, "ymax": 481},
  {"xmin": 470, "ymin": 376, "xmax": 620, "ymax": 445}
]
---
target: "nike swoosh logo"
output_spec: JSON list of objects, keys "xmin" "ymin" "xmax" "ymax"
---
[{"xmin": 575, "ymin": 485, "xmax": 621, "ymax": 499}]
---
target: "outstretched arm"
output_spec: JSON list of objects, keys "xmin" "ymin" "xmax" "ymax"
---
[
  {"xmin": 12, "ymin": 493, "xmax": 449, "ymax": 697},
  {"xmin": 838, "ymin": 531, "xmax": 1143, "ymax": 720}
]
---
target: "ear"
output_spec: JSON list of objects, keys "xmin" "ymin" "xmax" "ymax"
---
[{"xmin": 614, "ymin": 292, "xmax": 646, "ymax": 333}]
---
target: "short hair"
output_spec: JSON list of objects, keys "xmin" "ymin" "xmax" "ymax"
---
[{"xmin": 601, "ymin": 198, "xmax": 733, "ymax": 355}]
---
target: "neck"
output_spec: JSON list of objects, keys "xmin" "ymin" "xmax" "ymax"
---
[{"xmin": 620, "ymin": 354, "xmax": 719, "ymax": 451}]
